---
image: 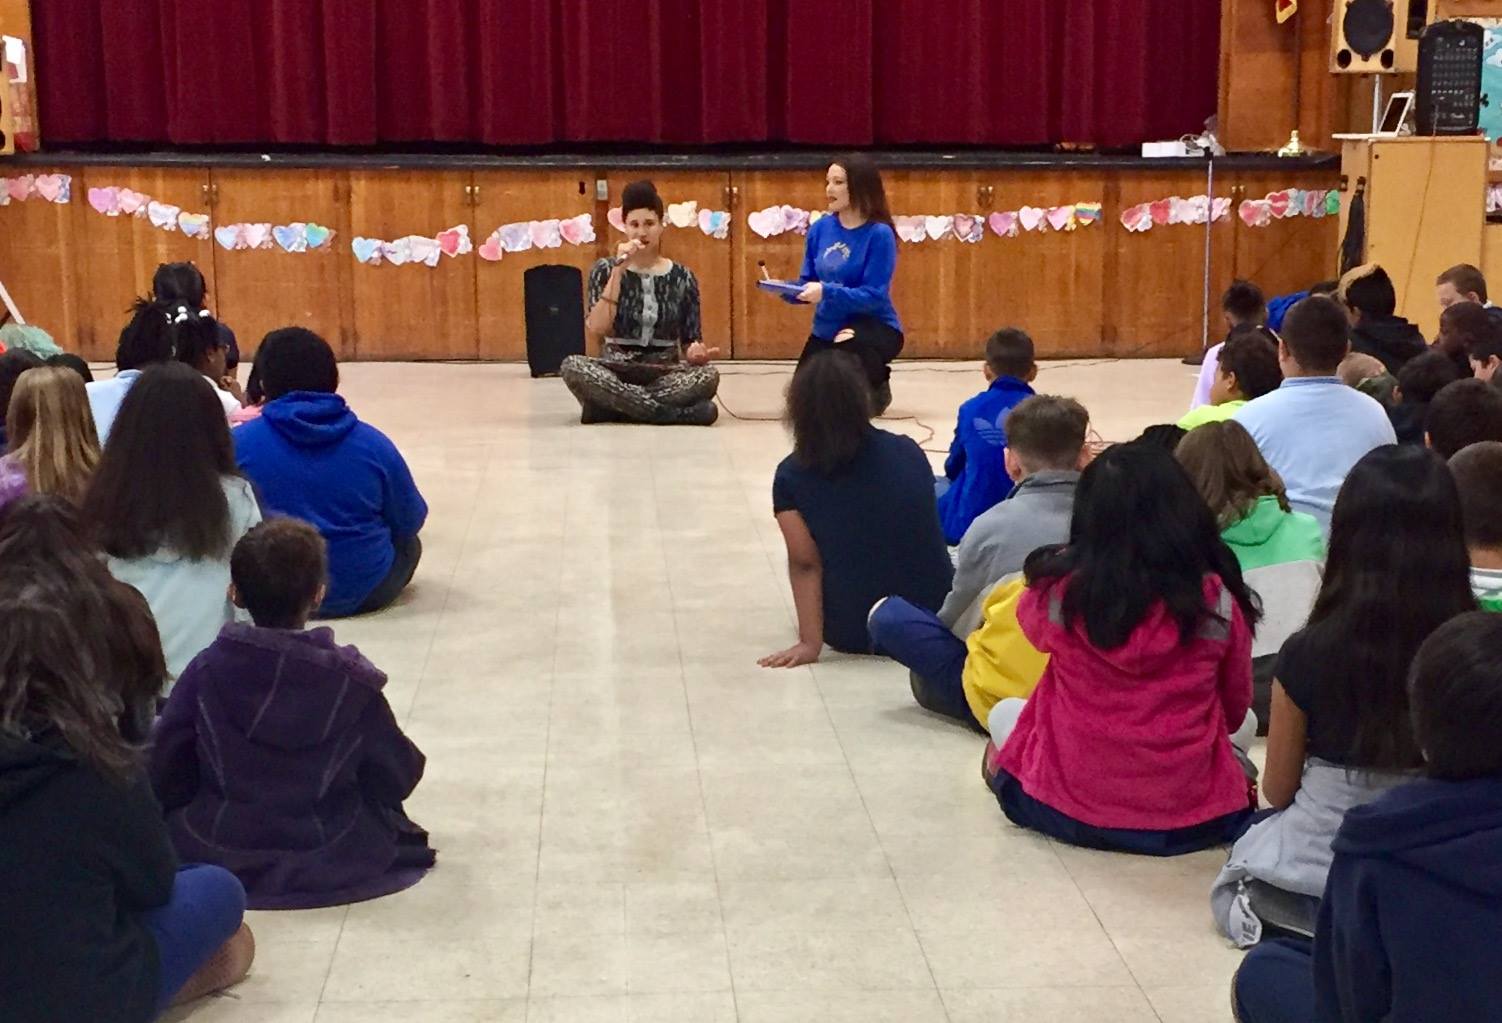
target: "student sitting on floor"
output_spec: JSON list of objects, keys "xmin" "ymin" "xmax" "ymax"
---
[
  {"xmin": 760, "ymin": 351, "xmax": 953, "ymax": 667},
  {"xmin": 1190, "ymin": 280, "xmax": 1268, "ymax": 409},
  {"xmin": 868, "ymin": 395, "xmax": 1089, "ymax": 728},
  {"xmin": 0, "ymin": 365, "xmax": 101, "ymax": 514},
  {"xmin": 83, "ymin": 363, "xmax": 263, "ymax": 685},
  {"xmin": 1425, "ymin": 377, "xmax": 1502, "ymax": 459},
  {"xmin": 1232, "ymin": 611, "xmax": 1502, "ymax": 1023},
  {"xmin": 0, "ymin": 348, "xmax": 43, "ymax": 450},
  {"xmin": 234, "ymin": 328, "xmax": 428, "ymax": 617},
  {"xmin": 1447, "ymin": 441, "xmax": 1502, "ymax": 611},
  {"xmin": 983, "ymin": 443, "xmax": 1260, "ymax": 855},
  {"xmin": 170, "ymin": 310, "xmax": 243, "ymax": 417},
  {"xmin": 151, "ymin": 518, "xmax": 434, "ymax": 909},
  {"xmin": 1178, "ymin": 326, "xmax": 1282, "ymax": 431},
  {"xmin": 0, "ymin": 498, "xmax": 253, "ymax": 1023},
  {"xmin": 1210, "ymin": 445, "xmax": 1474, "ymax": 946},
  {"xmin": 1432, "ymin": 299, "xmax": 1492, "ymax": 378},
  {"xmin": 151, "ymin": 261, "xmax": 241, "ymax": 375},
  {"xmin": 934, "ymin": 327, "xmax": 1038, "ymax": 544},
  {"xmin": 1175, "ymin": 421, "xmax": 1324, "ymax": 732},
  {"xmin": 1340, "ymin": 263, "xmax": 1427, "ymax": 374},
  {"xmin": 1389, "ymin": 349, "xmax": 1460, "ymax": 445}
]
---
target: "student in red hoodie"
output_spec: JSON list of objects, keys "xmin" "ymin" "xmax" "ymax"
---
[{"xmin": 985, "ymin": 442, "xmax": 1261, "ymax": 854}]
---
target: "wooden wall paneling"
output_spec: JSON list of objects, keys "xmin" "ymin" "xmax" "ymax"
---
[
  {"xmin": 0, "ymin": 165, "xmax": 84, "ymax": 352},
  {"xmin": 347, "ymin": 170, "xmax": 477, "ymax": 360},
  {"xmin": 1107, "ymin": 168, "xmax": 1237, "ymax": 360},
  {"xmin": 472, "ymin": 169, "xmax": 596, "ymax": 361},
  {"xmin": 605, "ymin": 170, "xmax": 734, "ymax": 356},
  {"xmin": 879, "ymin": 170, "xmax": 988, "ymax": 359},
  {"xmin": 74, "ymin": 166, "xmax": 215, "ymax": 361},
  {"xmin": 208, "ymin": 169, "xmax": 353, "ymax": 361},
  {"xmin": 728, "ymin": 171, "xmax": 831, "ymax": 359},
  {"xmin": 1230, "ymin": 168, "xmax": 1341, "ymax": 304}
]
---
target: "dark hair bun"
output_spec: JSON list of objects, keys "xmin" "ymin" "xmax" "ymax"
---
[{"xmin": 621, "ymin": 180, "xmax": 664, "ymax": 219}]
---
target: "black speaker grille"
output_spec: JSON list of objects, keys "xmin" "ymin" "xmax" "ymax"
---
[{"xmin": 1345, "ymin": 0, "xmax": 1396, "ymax": 59}]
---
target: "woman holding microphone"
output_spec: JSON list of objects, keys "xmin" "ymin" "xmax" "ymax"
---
[
  {"xmin": 561, "ymin": 180, "xmax": 720, "ymax": 426},
  {"xmin": 790, "ymin": 155, "xmax": 904, "ymax": 414}
]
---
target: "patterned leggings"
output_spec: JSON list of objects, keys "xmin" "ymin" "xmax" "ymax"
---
[{"xmin": 560, "ymin": 348, "xmax": 720, "ymax": 425}]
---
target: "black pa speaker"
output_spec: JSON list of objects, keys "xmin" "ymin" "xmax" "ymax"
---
[
  {"xmin": 523, "ymin": 264, "xmax": 585, "ymax": 378},
  {"xmin": 1415, "ymin": 20, "xmax": 1484, "ymax": 136}
]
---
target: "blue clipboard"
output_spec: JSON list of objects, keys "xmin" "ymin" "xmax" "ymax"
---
[{"xmin": 756, "ymin": 280, "xmax": 806, "ymax": 301}]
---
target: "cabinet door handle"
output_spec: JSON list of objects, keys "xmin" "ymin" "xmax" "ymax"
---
[
  {"xmin": 724, "ymin": 184, "xmax": 739, "ymax": 207},
  {"xmin": 201, "ymin": 183, "xmax": 211, "ymax": 205},
  {"xmin": 472, "ymin": 184, "xmax": 480, "ymax": 206}
]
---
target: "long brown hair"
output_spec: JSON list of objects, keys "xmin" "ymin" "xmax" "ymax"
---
[
  {"xmin": 1174, "ymin": 420, "xmax": 1289, "ymax": 529},
  {"xmin": 6, "ymin": 367, "xmax": 101, "ymax": 505},
  {"xmin": 836, "ymin": 154, "xmax": 894, "ymax": 229},
  {"xmin": 83, "ymin": 362, "xmax": 239, "ymax": 561}
]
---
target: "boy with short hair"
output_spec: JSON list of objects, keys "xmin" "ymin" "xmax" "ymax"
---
[
  {"xmin": 1446, "ymin": 441, "xmax": 1502, "ymax": 610},
  {"xmin": 935, "ymin": 327, "xmax": 1038, "ymax": 544},
  {"xmin": 1466, "ymin": 326, "xmax": 1502, "ymax": 383},
  {"xmin": 1390, "ymin": 349, "xmax": 1461, "ymax": 445},
  {"xmin": 1340, "ymin": 263, "xmax": 1426, "ymax": 374},
  {"xmin": 1190, "ymin": 280, "xmax": 1268, "ymax": 408},
  {"xmin": 1425, "ymin": 378, "xmax": 1502, "ymax": 459},
  {"xmin": 1178, "ymin": 326, "xmax": 1282, "ymax": 431},
  {"xmin": 150, "ymin": 518, "xmax": 435, "ymax": 910}
]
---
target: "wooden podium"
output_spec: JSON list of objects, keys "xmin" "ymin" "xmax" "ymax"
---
[{"xmin": 1338, "ymin": 136, "xmax": 1488, "ymax": 340}]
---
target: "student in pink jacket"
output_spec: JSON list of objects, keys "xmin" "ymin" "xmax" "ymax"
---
[{"xmin": 985, "ymin": 442, "xmax": 1261, "ymax": 855}]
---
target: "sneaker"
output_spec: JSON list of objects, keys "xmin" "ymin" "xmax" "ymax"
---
[{"xmin": 670, "ymin": 400, "xmax": 719, "ymax": 426}]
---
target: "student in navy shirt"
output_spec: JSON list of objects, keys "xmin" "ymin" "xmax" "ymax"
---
[
  {"xmin": 936, "ymin": 328, "xmax": 1037, "ymax": 544},
  {"xmin": 789, "ymin": 155, "xmax": 904, "ymax": 415},
  {"xmin": 759, "ymin": 351, "xmax": 953, "ymax": 668}
]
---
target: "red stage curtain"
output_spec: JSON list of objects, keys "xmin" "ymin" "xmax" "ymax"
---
[{"xmin": 31, "ymin": 0, "xmax": 1220, "ymax": 148}]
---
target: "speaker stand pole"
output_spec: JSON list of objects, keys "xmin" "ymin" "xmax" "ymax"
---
[
  {"xmin": 1371, "ymin": 74, "xmax": 1384, "ymax": 133},
  {"xmin": 1184, "ymin": 152, "xmax": 1215, "ymax": 366}
]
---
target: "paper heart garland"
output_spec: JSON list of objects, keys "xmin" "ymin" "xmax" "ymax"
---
[
  {"xmin": 407, "ymin": 236, "xmax": 441, "ymax": 267},
  {"xmin": 924, "ymin": 215, "xmax": 953, "ymax": 241},
  {"xmin": 147, "ymin": 201, "xmax": 181, "ymax": 231},
  {"xmin": 1266, "ymin": 190, "xmax": 1292, "ymax": 219},
  {"xmin": 241, "ymin": 223, "xmax": 272, "ymax": 250},
  {"xmin": 607, "ymin": 207, "xmax": 626, "ymax": 233},
  {"xmin": 438, "ymin": 225, "xmax": 473, "ymax": 257},
  {"xmin": 1074, "ymin": 202, "xmax": 1102, "ymax": 226},
  {"xmin": 498, "ymin": 222, "xmax": 532, "ymax": 253},
  {"xmin": 1147, "ymin": 199, "xmax": 1173, "ymax": 227},
  {"xmin": 352, "ymin": 237, "xmax": 384, "ymax": 265},
  {"xmin": 666, "ymin": 201, "xmax": 698, "ymax": 229},
  {"xmin": 303, "ymin": 223, "xmax": 334, "ymax": 250},
  {"xmin": 1211, "ymin": 197, "xmax": 1232, "ymax": 222},
  {"xmin": 177, "ymin": 212, "xmax": 211, "ymax": 240},
  {"xmin": 117, "ymin": 189, "xmax": 149, "ymax": 216},
  {"xmin": 1324, "ymin": 190, "xmax": 1340, "ymax": 216},
  {"xmin": 1018, "ymin": 206, "xmax": 1046, "ymax": 232},
  {"xmin": 747, "ymin": 206, "xmax": 782, "ymax": 239},
  {"xmin": 1120, "ymin": 203, "xmax": 1152, "ymax": 233},
  {"xmin": 781, "ymin": 205, "xmax": 810, "ymax": 235},
  {"xmin": 273, "ymin": 224, "xmax": 308, "ymax": 253},
  {"xmin": 478, "ymin": 233, "xmax": 503, "ymax": 262},
  {"xmin": 1046, "ymin": 205, "xmax": 1076, "ymax": 232},
  {"xmin": 7, "ymin": 176, "xmax": 34, "ymax": 202},
  {"xmin": 559, "ymin": 213, "xmax": 595, "ymax": 246},
  {"xmin": 528, "ymin": 219, "xmax": 562, "ymax": 249},
  {"xmin": 697, "ymin": 208, "xmax": 730, "ymax": 239},
  {"xmin": 1300, "ymin": 190, "xmax": 1322, "ymax": 218},
  {"xmin": 382, "ymin": 239, "xmax": 412, "ymax": 267},
  {"xmin": 1238, "ymin": 199, "xmax": 1272, "ymax": 228},
  {"xmin": 88, "ymin": 186, "xmax": 121, "ymax": 216},
  {"xmin": 987, "ymin": 211, "xmax": 1018, "ymax": 238},
  {"xmin": 894, "ymin": 215, "xmax": 927, "ymax": 243},
  {"xmin": 214, "ymin": 225, "xmax": 242, "ymax": 250},
  {"xmin": 952, "ymin": 214, "xmax": 983, "ymax": 243},
  {"xmin": 35, "ymin": 175, "xmax": 71, "ymax": 204}
]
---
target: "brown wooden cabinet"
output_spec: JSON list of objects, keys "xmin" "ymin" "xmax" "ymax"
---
[
  {"xmin": 729, "ymin": 171, "xmax": 831, "ymax": 359},
  {"xmin": 0, "ymin": 165, "xmax": 86, "ymax": 354},
  {"xmin": 1229, "ymin": 169, "xmax": 1340, "ymax": 305}
]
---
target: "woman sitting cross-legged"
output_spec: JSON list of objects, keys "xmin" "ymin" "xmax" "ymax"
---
[
  {"xmin": 983, "ymin": 442, "xmax": 1261, "ymax": 855},
  {"xmin": 759, "ymin": 350, "xmax": 952, "ymax": 668},
  {"xmin": 561, "ymin": 179, "xmax": 720, "ymax": 426}
]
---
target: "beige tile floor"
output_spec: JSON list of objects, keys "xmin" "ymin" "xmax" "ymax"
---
[{"xmin": 164, "ymin": 357, "xmax": 1254, "ymax": 1023}]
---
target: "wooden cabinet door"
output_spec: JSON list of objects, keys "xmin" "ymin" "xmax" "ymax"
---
[
  {"xmin": 0, "ymin": 166, "xmax": 86, "ymax": 356},
  {"xmin": 1230, "ymin": 170, "xmax": 1341, "ymax": 306},
  {"xmin": 729, "ymin": 171, "xmax": 830, "ymax": 359},
  {"xmin": 472, "ymin": 170, "xmax": 596, "ymax": 361},
  {"xmin": 602, "ymin": 171, "xmax": 734, "ymax": 356},
  {"xmin": 1107, "ymin": 168, "xmax": 1237, "ymax": 360},
  {"xmin": 348, "ymin": 171, "xmax": 477, "ymax": 360},
  {"xmin": 74, "ymin": 167, "xmax": 215, "ymax": 361},
  {"xmin": 209, "ymin": 169, "xmax": 354, "ymax": 361}
]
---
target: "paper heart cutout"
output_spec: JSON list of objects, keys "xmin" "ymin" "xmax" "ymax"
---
[
  {"xmin": 892, "ymin": 215, "xmax": 924, "ymax": 243},
  {"xmin": 1120, "ymin": 203, "xmax": 1152, "ymax": 233},
  {"xmin": 436, "ymin": 224, "xmax": 472, "ymax": 257},
  {"xmin": 922, "ymin": 215, "xmax": 952, "ymax": 241},
  {"xmin": 1238, "ymin": 200, "xmax": 1271, "ymax": 228},
  {"xmin": 1017, "ymin": 206, "xmax": 1045, "ymax": 232},
  {"xmin": 273, "ymin": 223, "xmax": 307, "ymax": 253},
  {"xmin": 1211, "ymin": 197, "xmax": 1232, "ymax": 222},
  {"xmin": 351, "ymin": 237, "xmax": 384, "ymax": 265},
  {"xmin": 214, "ymin": 225, "xmax": 242, "ymax": 250},
  {"xmin": 35, "ymin": 174, "xmax": 69, "ymax": 203},
  {"xmin": 304, "ymin": 223, "xmax": 334, "ymax": 250},
  {"xmin": 607, "ymin": 207, "xmax": 626, "ymax": 233},
  {"xmin": 697, "ymin": 208, "xmax": 729, "ymax": 239},
  {"xmin": 1169, "ymin": 196, "xmax": 1200, "ymax": 226},
  {"xmin": 1074, "ymin": 202, "xmax": 1102, "ymax": 225},
  {"xmin": 987, "ymin": 211, "xmax": 1018, "ymax": 238},
  {"xmin": 7, "ymin": 176, "xmax": 35, "ymax": 201},
  {"xmin": 1046, "ymin": 205, "xmax": 1076, "ymax": 231},
  {"xmin": 382, "ymin": 239, "xmax": 412, "ymax": 266},
  {"xmin": 1325, "ymin": 190, "xmax": 1341, "ymax": 216},
  {"xmin": 498, "ymin": 222, "xmax": 532, "ymax": 253},
  {"xmin": 951, "ymin": 214, "xmax": 981, "ymax": 243},
  {"xmin": 782, "ymin": 205, "xmax": 810, "ymax": 235},
  {"xmin": 177, "ymin": 212, "xmax": 211, "ymax": 240},
  {"xmin": 1146, "ymin": 199, "xmax": 1171, "ymax": 227},
  {"xmin": 1266, "ymin": 190, "xmax": 1291, "ymax": 219},
  {"xmin": 666, "ymin": 201, "xmax": 698, "ymax": 229},
  {"xmin": 147, "ymin": 201, "xmax": 181, "ymax": 231},
  {"xmin": 559, "ymin": 213, "xmax": 595, "ymax": 246},
  {"xmin": 407, "ymin": 236, "xmax": 441, "ymax": 267},
  {"xmin": 478, "ymin": 233, "xmax": 503, "ymax": 262},
  {"xmin": 529, "ymin": 219, "xmax": 562, "ymax": 249},
  {"xmin": 240, "ymin": 223, "xmax": 271, "ymax": 250},
  {"xmin": 88, "ymin": 186, "xmax": 120, "ymax": 216},
  {"xmin": 747, "ymin": 206, "xmax": 782, "ymax": 239},
  {"xmin": 117, "ymin": 189, "xmax": 149, "ymax": 216},
  {"xmin": 1300, "ymin": 190, "xmax": 1322, "ymax": 218}
]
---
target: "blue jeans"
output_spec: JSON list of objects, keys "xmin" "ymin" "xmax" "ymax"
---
[
  {"xmin": 867, "ymin": 596, "xmax": 982, "ymax": 731},
  {"xmin": 1232, "ymin": 939, "xmax": 1317, "ymax": 1022},
  {"xmin": 141, "ymin": 865, "xmax": 247, "ymax": 1011}
]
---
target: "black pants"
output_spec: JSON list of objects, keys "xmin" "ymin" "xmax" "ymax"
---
[
  {"xmin": 798, "ymin": 316, "xmax": 905, "ymax": 389},
  {"xmin": 355, "ymin": 535, "xmax": 423, "ymax": 615}
]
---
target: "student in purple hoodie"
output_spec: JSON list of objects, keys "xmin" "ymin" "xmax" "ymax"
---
[{"xmin": 150, "ymin": 518, "xmax": 435, "ymax": 910}]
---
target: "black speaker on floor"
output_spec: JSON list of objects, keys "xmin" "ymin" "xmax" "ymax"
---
[{"xmin": 523, "ymin": 264, "xmax": 585, "ymax": 378}]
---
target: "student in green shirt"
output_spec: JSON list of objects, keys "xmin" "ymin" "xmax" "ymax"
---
[
  {"xmin": 1178, "ymin": 327, "xmax": 1283, "ymax": 432},
  {"xmin": 1448, "ymin": 441, "xmax": 1502, "ymax": 611}
]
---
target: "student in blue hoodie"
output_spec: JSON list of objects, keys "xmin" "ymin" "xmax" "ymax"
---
[
  {"xmin": 233, "ymin": 329, "xmax": 427, "ymax": 617},
  {"xmin": 934, "ymin": 328, "xmax": 1037, "ymax": 544},
  {"xmin": 1232, "ymin": 610, "xmax": 1502, "ymax": 1023}
]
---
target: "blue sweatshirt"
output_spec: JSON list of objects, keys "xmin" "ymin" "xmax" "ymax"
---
[
  {"xmin": 937, "ymin": 376, "xmax": 1035, "ymax": 544},
  {"xmin": 234, "ymin": 392, "xmax": 428, "ymax": 617},
  {"xmin": 796, "ymin": 216, "xmax": 902, "ymax": 339},
  {"xmin": 1313, "ymin": 776, "xmax": 1502, "ymax": 1022}
]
